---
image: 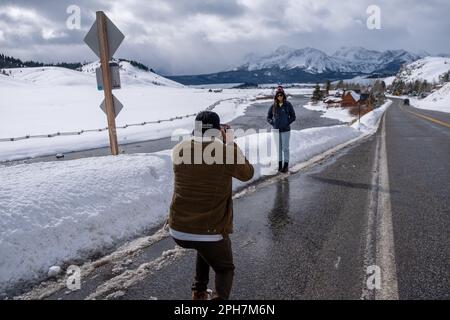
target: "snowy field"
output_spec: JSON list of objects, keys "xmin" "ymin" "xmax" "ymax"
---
[
  {"xmin": 302, "ymin": 101, "xmax": 355, "ymax": 123},
  {"xmin": 0, "ymin": 63, "xmax": 312, "ymax": 162},
  {"xmin": 0, "ymin": 99, "xmax": 391, "ymax": 293}
]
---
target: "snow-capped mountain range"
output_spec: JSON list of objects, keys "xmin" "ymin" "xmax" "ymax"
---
[
  {"xmin": 240, "ymin": 46, "xmax": 424, "ymax": 74},
  {"xmin": 168, "ymin": 46, "xmax": 429, "ymax": 85}
]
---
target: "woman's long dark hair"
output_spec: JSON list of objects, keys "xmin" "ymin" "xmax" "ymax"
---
[{"xmin": 272, "ymin": 91, "xmax": 286, "ymax": 116}]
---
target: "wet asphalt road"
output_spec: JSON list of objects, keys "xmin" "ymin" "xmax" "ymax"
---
[
  {"xmin": 40, "ymin": 121, "xmax": 376, "ymax": 300},
  {"xmin": 384, "ymin": 102, "xmax": 449, "ymax": 299},
  {"xmin": 23, "ymin": 98, "xmax": 448, "ymax": 300},
  {"xmin": 2, "ymin": 95, "xmax": 340, "ymax": 166}
]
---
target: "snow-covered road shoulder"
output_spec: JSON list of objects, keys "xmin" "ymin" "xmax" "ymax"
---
[{"xmin": 352, "ymin": 100, "xmax": 392, "ymax": 132}]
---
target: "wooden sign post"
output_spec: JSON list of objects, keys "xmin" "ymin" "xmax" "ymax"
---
[
  {"xmin": 97, "ymin": 12, "xmax": 118, "ymax": 155},
  {"xmin": 84, "ymin": 11, "xmax": 125, "ymax": 155}
]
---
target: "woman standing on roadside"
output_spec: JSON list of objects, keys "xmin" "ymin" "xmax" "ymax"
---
[{"xmin": 267, "ymin": 86, "xmax": 296, "ymax": 173}]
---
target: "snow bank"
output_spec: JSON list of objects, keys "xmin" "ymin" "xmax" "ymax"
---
[
  {"xmin": 413, "ymin": 82, "xmax": 450, "ymax": 113},
  {"xmin": 232, "ymin": 125, "xmax": 361, "ymax": 189},
  {"xmin": 0, "ymin": 151, "xmax": 173, "ymax": 292},
  {"xmin": 352, "ymin": 100, "xmax": 393, "ymax": 132},
  {"xmin": 0, "ymin": 100, "xmax": 392, "ymax": 293}
]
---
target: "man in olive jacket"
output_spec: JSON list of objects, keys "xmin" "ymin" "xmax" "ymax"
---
[{"xmin": 169, "ymin": 111, "xmax": 254, "ymax": 300}]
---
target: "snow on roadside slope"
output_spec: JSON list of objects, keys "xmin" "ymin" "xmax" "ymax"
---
[
  {"xmin": 303, "ymin": 101, "xmax": 355, "ymax": 123},
  {"xmin": 352, "ymin": 100, "xmax": 393, "ymax": 132},
  {"xmin": 413, "ymin": 82, "xmax": 450, "ymax": 113},
  {"xmin": 0, "ymin": 100, "xmax": 392, "ymax": 293}
]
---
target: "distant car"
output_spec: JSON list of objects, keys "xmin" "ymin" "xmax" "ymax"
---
[{"xmin": 403, "ymin": 98, "xmax": 410, "ymax": 105}]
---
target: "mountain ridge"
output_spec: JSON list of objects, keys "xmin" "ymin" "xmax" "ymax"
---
[{"xmin": 168, "ymin": 46, "xmax": 429, "ymax": 85}]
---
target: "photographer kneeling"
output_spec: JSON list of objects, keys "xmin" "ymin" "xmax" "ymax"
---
[{"xmin": 169, "ymin": 111, "xmax": 254, "ymax": 300}]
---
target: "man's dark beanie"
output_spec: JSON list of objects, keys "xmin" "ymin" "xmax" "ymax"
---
[{"xmin": 195, "ymin": 111, "xmax": 221, "ymax": 131}]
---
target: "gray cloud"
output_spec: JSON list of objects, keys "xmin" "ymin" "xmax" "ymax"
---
[{"xmin": 0, "ymin": 0, "xmax": 449, "ymax": 75}]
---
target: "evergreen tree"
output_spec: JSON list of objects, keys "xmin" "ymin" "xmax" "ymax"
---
[
  {"xmin": 392, "ymin": 80, "xmax": 405, "ymax": 95},
  {"xmin": 420, "ymin": 80, "xmax": 430, "ymax": 93},
  {"xmin": 413, "ymin": 80, "xmax": 421, "ymax": 93},
  {"xmin": 325, "ymin": 80, "xmax": 331, "ymax": 96},
  {"xmin": 405, "ymin": 82, "xmax": 413, "ymax": 94},
  {"xmin": 312, "ymin": 84, "xmax": 323, "ymax": 101},
  {"xmin": 118, "ymin": 58, "xmax": 153, "ymax": 72}
]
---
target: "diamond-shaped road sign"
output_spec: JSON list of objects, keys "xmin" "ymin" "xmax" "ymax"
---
[
  {"xmin": 100, "ymin": 95, "xmax": 123, "ymax": 118},
  {"xmin": 84, "ymin": 15, "xmax": 124, "ymax": 59}
]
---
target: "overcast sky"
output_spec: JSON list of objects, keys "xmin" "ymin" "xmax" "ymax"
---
[{"xmin": 1, "ymin": 0, "xmax": 449, "ymax": 75}]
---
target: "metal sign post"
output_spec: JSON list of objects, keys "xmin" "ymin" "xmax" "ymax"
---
[
  {"xmin": 84, "ymin": 11, "xmax": 125, "ymax": 156},
  {"xmin": 359, "ymin": 104, "xmax": 361, "ymax": 126}
]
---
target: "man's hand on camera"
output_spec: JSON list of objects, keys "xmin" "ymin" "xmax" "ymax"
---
[{"xmin": 220, "ymin": 124, "xmax": 233, "ymax": 144}]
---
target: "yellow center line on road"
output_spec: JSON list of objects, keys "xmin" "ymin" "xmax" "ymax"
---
[{"xmin": 399, "ymin": 104, "xmax": 450, "ymax": 129}]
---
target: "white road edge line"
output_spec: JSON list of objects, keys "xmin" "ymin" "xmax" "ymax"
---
[
  {"xmin": 376, "ymin": 111, "xmax": 399, "ymax": 300},
  {"xmin": 361, "ymin": 112, "xmax": 399, "ymax": 300}
]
